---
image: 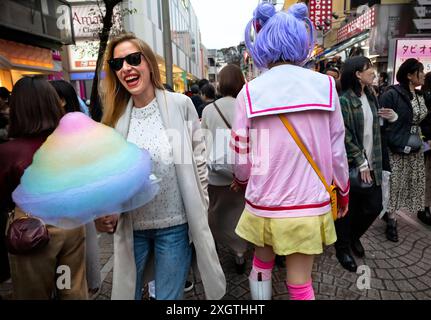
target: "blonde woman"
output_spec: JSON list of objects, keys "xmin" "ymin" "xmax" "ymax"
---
[{"xmin": 95, "ymin": 33, "xmax": 225, "ymax": 300}]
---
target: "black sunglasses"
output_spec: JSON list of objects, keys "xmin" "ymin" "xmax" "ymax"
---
[{"xmin": 108, "ymin": 52, "xmax": 143, "ymax": 71}]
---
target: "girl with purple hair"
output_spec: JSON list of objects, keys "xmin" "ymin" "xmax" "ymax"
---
[{"xmin": 230, "ymin": 2, "xmax": 350, "ymax": 300}]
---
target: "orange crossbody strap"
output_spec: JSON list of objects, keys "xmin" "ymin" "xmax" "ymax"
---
[{"xmin": 278, "ymin": 114, "xmax": 331, "ymax": 194}]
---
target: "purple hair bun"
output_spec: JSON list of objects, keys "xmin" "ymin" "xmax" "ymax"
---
[
  {"xmin": 254, "ymin": 2, "xmax": 276, "ymax": 27},
  {"xmin": 244, "ymin": 2, "xmax": 315, "ymax": 69},
  {"xmin": 288, "ymin": 3, "xmax": 308, "ymax": 20}
]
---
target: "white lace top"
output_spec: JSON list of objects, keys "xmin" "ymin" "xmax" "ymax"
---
[{"xmin": 127, "ymin": 98, "xmax": 187, "ymax": 230}]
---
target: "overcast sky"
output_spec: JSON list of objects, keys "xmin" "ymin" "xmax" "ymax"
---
[{"xmin": 190, "ymin": 0, "xmax": 262, "ymax": 49}]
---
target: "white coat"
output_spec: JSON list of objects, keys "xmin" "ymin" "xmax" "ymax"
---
[{"xmin": 111, "ymin": 89, "xmax": 226, "ymax": 300}]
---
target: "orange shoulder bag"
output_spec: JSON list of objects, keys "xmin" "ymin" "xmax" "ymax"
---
[{"xmin": 279, "ymin": 115, "xmax": 338, "ymax": 221}]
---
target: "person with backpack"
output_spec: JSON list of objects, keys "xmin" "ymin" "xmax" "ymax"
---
[{"xmin": 201, "ymin": 64, "xmax": 248, "ymax": 274}]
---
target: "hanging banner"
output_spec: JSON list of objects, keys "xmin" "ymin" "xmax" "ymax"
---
[
  {"xmin": 337, "ymin": 6, "xmax": 377, "ymax": 43},
  {"xmin": 309, "ymin": 0, "xmax": 333, "ymax": 31}
]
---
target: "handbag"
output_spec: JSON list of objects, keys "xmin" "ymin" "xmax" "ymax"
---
[
  {"xmin": 388, "ymin": 93, "xmax": 423, "ymax": 154},
  {"xmin": 6, "ymin": 208, "xmax": 50, "ymax": 255},
  {"xmin": 278, "ymin": 115, "xmax": 339, "ymax": 221},
  {"xmin": 349, "ymin": 150, "xmax": 373, "ymax": 190},
  {"xmin": 207, "ymin": 101, "xmax": 234, "ymax": 177},
  {"xmin": 390, "ymin": 132, "xmax": 422, "ymax": 154}
]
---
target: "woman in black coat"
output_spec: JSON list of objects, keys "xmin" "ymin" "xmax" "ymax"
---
[{"xmin": 379, "ymin": 59, "xmax": 428, "ymax": 240}]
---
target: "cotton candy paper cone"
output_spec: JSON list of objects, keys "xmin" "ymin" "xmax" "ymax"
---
[{"xmin": 12, "ymin": 112, "xmax": 159, "ymax": 229}]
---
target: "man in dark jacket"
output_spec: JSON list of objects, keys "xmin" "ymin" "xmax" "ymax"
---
[{"xmin": 190, "ymin": 84, "xmax": 203, "ymax": 116}]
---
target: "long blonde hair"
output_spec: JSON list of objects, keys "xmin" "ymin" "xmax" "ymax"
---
[{"xmin": 101, "ymin": 33, "xmax": 164, "ymax": 127}]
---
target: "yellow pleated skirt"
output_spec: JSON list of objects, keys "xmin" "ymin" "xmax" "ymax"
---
[{"xmin": 235, "ymin": 209, "xmax": 337, "ymax": 256}]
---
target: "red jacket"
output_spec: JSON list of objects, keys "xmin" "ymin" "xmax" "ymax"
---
[{"xmin": 0, "ymin": 136, "xmax": 47, "ymax": 212}]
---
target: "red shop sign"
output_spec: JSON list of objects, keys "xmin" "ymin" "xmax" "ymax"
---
[
  {"xmin": 309, "ymin": 0, "xmax": 333, "ymax": 31},
  {"xmin": 337, "ymin": 7, "xmax": 377, "ymax": 43}
]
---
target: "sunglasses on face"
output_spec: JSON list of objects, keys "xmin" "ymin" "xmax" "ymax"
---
[{"xmin": 108, "ymin": 52, "xmax": 143, "ymax": 71}]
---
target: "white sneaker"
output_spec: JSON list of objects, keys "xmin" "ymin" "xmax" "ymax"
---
[
  {"xmin": 184, "ymin": 280, "xmax": 194, "ymax": 293},
  {"xmin": 249, "ymin": 274, "xmax": 272, "ymax": 300}
]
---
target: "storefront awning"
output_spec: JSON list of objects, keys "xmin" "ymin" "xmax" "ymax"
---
[
  {"xmin": 0, "ymin": 39, "xmax": 56, "ymax": 72},
  {"xmin": 316, "ymin": 31, "xmax": 370, "ymax": 60}
]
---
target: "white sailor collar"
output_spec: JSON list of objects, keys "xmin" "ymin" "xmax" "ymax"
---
[{"xmin": 244, "ymin": 64, "xmax": 336, "ymax": 118}]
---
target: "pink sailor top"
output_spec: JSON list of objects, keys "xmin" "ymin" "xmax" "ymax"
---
[{"xmin": 230, "ymin": 64, "xmax": 350, "ymax": 218}]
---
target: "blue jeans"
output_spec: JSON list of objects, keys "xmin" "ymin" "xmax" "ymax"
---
[{"xmin": 133, "ymin": 223, "xmax": 192, "ymax": 300}]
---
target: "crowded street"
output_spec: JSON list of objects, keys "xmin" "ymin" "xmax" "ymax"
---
[
  {"xmin": 0, "ymin": 0, "xmax": 431, "ymax": 305},
  {"xmin": 3, "ymin": 209, "xmax": 430, "ymax": 300}
]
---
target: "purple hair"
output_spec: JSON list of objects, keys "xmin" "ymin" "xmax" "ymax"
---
[{"xmin": 245, "ymin": 2, "xmax": 315, "ymax": 69}]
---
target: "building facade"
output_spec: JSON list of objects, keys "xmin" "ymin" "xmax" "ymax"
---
[
  {"xmin": 0, "ymin": 0, "xmax": 74, "ymax": 91},
  {"xmin": 123, "ymin": 0, "xmax": 206, "ymax": 92}
]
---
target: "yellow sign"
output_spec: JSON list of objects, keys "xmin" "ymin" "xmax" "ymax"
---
[{"xmin": 283, "ymin": 0, "xmax": 300, "ymax": 10}]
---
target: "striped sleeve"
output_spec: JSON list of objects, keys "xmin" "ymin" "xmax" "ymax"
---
[{"xmin": 230, "ymin": 90, "xmax": 252, "ymax": 186}]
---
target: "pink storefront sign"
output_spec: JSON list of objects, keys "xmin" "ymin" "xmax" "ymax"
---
[{"xmin": 393, "ymin": 39, "xmax": 431, "ymax": 83}]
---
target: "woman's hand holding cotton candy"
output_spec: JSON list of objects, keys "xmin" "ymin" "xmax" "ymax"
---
[{"xmin": 95, "ymin": 214, "xmax": 119, "ymax": 233}]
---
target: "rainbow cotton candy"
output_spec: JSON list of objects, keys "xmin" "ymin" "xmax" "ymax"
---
[{"xmin": 12, "ymin": 112, "xmax": 159, "ymax": 229}]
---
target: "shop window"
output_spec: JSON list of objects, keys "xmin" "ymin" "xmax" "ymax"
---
[{"xmin": 0, "ymin": 69, "xmax": 13, "ymax": 91}]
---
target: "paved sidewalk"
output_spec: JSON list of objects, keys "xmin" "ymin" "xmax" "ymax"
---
[
  {"xmin": 2, "ymin": 211, "xmax": 431, "ymax": 300},
  {"xmin": 95, "ymin": 211, "xmax": 431, "ymax": 300}
]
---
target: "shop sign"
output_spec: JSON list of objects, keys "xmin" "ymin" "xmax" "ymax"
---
[
  {"xmin": 68, "ymin": 40, "xmax": 99, "ymax": 71},
  {"xmin": 72, "ymin": 4, "xmax": 121, "ymax": 39},
  {"xmin": 309, "ymin": 0, "xmax": 333, "ymax": 31},
  {"xmin": 413, "ymin": 19, "xmax": 431, "ymax": 29},
  {"xmin": 414, "ymin": 6, "xmax": 431, "ymax": 18},
  {"xmin": 337, "ymin": 6, "xmax": 376, "ymax": 43},
  {"xmin": 394, "ymin": 39, "xmax": 431, "ymax": 83}
]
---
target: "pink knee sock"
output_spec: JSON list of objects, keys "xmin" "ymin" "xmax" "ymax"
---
[
  {"xmin": 286, "ymin": 280, "xmax": 315, "ymax": 300},
  {"xmin": 249, "ymin": 255, "xmax": 274, "ymax": 281}
]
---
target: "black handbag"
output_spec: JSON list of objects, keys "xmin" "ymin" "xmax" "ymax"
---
[
  {"xmin": 349, "ymin": 150, "xmax": 373, "ymax": 190},
  {"xmin": 390, "ymin": 132, "xmax": 422, "ymax": 154},
  {"xmin": 349, "ymin": 167, "xmax": 373, "ymax": 190},
  {"xmin": 6, "ymin": 208, "xmax": 50, "ymax": 255},
  {"xmin": 388, "ymin": 93, "xmax": 423, "ymax": 154}
]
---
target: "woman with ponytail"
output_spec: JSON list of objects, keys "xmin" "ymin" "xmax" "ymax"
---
[{"xmin": 231, "ymin": 3, "xmax": 350, "ymax": 300}]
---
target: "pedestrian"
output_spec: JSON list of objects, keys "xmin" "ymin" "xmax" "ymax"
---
[
  {"xmin": 190, "ymin": 84, "xmax": 203, "ymax": 114},
  {"xmin": 201, "ymin": 64, "xmax": 249, "ymax": 274},
  {"xmin": 0, "ymin": 99, "xmax": 8, "ymax": 143},
  {"xmin": 379, "ymin": 58, "xmax": 428, "ymax": 240},
  {"xmin": 231, "ymin": 3, "xmax": 349, "ymax": 300},
  {"xmin": 378, "ymin": 72, "xmax": 389, "ymax": 97},
  {"xmin": 334, "ymin": 56, "xmax": 397, "ymax": 272},
  {"xmin": 418, "ymin": 72, "xmax": 431, "ymax": 225},
  {"xmin": 198, "ymin": 78, "xmax": 209, "ymax": 91},
  {"xmin": 0, "ymin": 87, "xmax": 10, "ymax": 105},
  {"xmin": 96, "ymin": 32, "xmax": 225, "ymax": 300},
  {"xmin": 323, "ymin": 66, "xmax": 341, "ymax": 94},
  {"xmin": 198, "ymin": 83, "xmax": 216, "ymax": 118},
  {"xmin": 49, "ymin": 80, "xmax": 81, "ymax": 113},
  {"xmin": 50, "ymin": 79, "xmax": 102, "ymax": 298},
  {"xmin": 0, "ymin": 76, "xmax": 88, "ymax": 299},
  {"xmin": 324, "ymin": 66, "xmax": 340, "ymax": 80},
  {"xmin": 0, "ymin": 87, "xmax": 10, "ymax": 143}
]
